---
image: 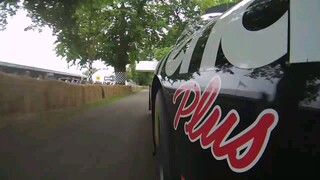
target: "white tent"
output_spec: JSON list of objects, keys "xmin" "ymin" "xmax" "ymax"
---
[
  {"xmin": 92, "ymin": 66, "xmax": 115, "ymax": 84},
  {"xmin": 135, "ymin": 60, "xmax": 159, "ymax": 72}
]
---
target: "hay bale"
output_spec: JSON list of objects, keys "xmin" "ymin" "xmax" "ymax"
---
[
  {"xmin": 0, "ymin": 72, "xmax": 47, "ymax": 115},
  {"xmin": 102, "ymin": 85, "xmax": 112, "ymax": 98},
  {"xmin": 0, "ymin": 72, "xmax": 133, "ymax": 116},
  {"xmin": 45, "ymin": 80, "xmax": 64, "ymax": 110},
  {"xmin": 82, "ymin": 85, "xmax": 103, "ymax": 104},
  {"xmin": 101, "ymin": 85, "xmax": 132, "ymax": 99},
  {"xmin": 70, "ymin": 84, "xmax": 84, "ymax": 106}
]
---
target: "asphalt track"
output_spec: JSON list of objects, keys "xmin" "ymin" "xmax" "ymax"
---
[{"xmin": 0, "ymin": 90, "xmax": 158, "ymax": 180}]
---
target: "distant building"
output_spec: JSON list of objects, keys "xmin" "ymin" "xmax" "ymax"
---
[{"xmin": 0, "ymin": 61, "xmax": 86, "ymax": 83}]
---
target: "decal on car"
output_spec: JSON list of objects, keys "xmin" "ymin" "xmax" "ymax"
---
[
  {"xmin": 173, "ymin": 75, "xmax": 279, "ymax": 173},
  {"xmin": 164, "ymin": 0, "xmax": 320, "ymax": 77},
  {"xmin": 165, "ymin": 0, "xmax": 289, "ymax": 76}
]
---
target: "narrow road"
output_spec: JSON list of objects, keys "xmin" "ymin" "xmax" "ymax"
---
[{"xmin": 0, "ymin": 90, "xmax": 158, "ymax": 180}]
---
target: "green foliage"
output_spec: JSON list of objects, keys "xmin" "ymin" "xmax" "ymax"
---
[
  {"xmin": 126, "ymin": 63, "xmax": 136, "ymax": 81},
  {"xmin": 126, "ymin": 63, "xmax": 152, "ymax": 85},
  {"xmin": 135, "ymin": 72, "xmax": 153, "ymax": 85},
  {"xmin": 153, "ymin": 46, "xmax": 172, "ymax": 61},
  {"xmin": 54, "ymin": 0, "xmax": 105, "ymax": 66},
  {"xmin": 0, "ymin": 0, "xmax": 20, "ymax": 30}
]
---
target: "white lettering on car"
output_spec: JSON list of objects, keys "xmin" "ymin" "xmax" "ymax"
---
[
  {"xmin": 164, "ymin": 0, "xmax": 320, "ymax": 76},
  {"xmin": 201, "ymin": 0, "xmax": 288, "ymax": 70},
  {"xmin": 165, "ymin": 0, "xmax": 290, "ymax": 75},
  {"xmin": 165, "ymin": 33, "xmax": 202, "ymax": 76}
]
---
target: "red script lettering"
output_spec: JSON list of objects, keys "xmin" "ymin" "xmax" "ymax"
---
[{"xmin": 173, "ymin": 75, "xmax": 278, "ymax": 173}]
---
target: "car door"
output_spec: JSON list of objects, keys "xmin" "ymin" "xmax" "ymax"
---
[{"xmin": 155, "ymin": 0, "xmax": 319, "ymax": 179}]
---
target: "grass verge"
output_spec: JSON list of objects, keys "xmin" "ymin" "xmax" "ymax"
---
[{"xmin": 0, "ymin": 92, "xmax": 133, "ymax": 133}]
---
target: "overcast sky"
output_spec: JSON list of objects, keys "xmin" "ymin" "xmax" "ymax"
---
[{"xmin": 0, "ymin": 9, "xmax": 106, "ymax": 75}]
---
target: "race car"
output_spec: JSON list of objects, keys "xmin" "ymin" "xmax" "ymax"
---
[{"xmin": 150, "ymin": 0, "xmax": 320, "ymax": 179}]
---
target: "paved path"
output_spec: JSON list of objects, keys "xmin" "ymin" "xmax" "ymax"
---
[{"xmin": 0, "ymin": 90, "xmax": 158, "ymax": 180}]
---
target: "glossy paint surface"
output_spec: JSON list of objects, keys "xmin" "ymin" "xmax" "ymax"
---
[{"xmin": 153, "ymin": 0, "xmax": 320, "ymax": 178}]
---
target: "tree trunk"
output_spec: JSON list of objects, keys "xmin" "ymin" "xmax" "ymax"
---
[
  {"xmin": 88, "ymin": 60, "xmax": 93, "ymax": 83},
  {"xmin": 114, "ymin": 54, "xmax": 128, "ymax": 85},
  {"xmin": 114, "ymin": 13, "xmax": 130, "ymax": 85},
  {"xmin": 114, "ymin": 64, "xmax": 127, "ymax": 85}
]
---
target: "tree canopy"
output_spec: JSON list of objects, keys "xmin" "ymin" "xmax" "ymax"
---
[{"xmin": 0, "ymin": 0, "xmax": 239, "ymax": 84}]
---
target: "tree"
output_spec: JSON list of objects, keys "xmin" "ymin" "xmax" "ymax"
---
[
  {"xmin": 1, "ymin": 0, "xmax": 199, "ymax": 84},
  {"xmin": 0, "ymin": 0, "xmax": 19, "ymax": 31},
  {"xmin": 135, "ymin": 72, "xmax": 153, "ymax": 85},
  {"xmin": 82, "ymin": 67, "xmax": 98, "ymax": 77},
  {"xmin": 0, "ymin": 0, "xmax": 235, "ymax": 84},
  {"xmin": 153, "ymin": 46, "xmax": 172, "ymax": 61},
  {"xmin": 126, "ymin": 65, "xmax": 153, "ymax": 85}
]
